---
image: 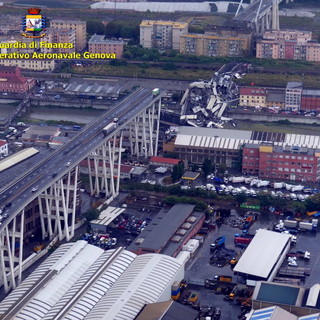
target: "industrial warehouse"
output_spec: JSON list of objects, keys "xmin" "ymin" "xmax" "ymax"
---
[
  {"xmin": 233, "ymin": 229, "xmax": 292, "ymax": 282},
  {"xmin": 0, "ymin": 241, "xmax": 184, "ymax": 320}
]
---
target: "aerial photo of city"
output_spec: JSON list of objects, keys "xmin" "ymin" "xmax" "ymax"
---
[{"xmin": 0, "ymin": 0, "xmax": 320, "ymax": 319}]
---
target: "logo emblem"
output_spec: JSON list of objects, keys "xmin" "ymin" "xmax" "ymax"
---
[{"xmin": 21, "ymin": 8, "xmax": 46, "ymax": 38}]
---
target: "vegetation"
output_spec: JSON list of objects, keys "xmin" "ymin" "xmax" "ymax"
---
[
  {"xmin": 202, "ymin": 158, "xmax": 214, "ymax": 176},
  {"xmin": 84, "ymin": 209, "xmax": 100, "ymax": 222},
  {"xmin": 69, "ymin": 63, "xmax": 213, "ymax": 81},
  {"xmin": 164, "ymin": 195, "xmax": 207, "ymax": 211},
  {"xmin": 171, "ymin": 162, "xmax": 184, "ymax": 182}
]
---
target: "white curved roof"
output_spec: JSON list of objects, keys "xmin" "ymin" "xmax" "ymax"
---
[
  {"xmin": 84, "ymin": 253, "xmax": 183, "ymax": 320},
  {"xmin": 90, "ymin": 1, "xmax": 247, "ymax": 13},
  {"xmin": 0, "ymin": 241, "xmax": 183, "ymax": 320}
]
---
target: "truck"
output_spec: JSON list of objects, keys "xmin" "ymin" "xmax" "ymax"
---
[
  {"xmin": 103, "ymin": 122, "xmax": 116, "ymax": 135},
  {"xmin": 284, "ymin": 220, "xmax": 298, "ymax": 228},
  {"xmin": 273, "ymin": 182, "xmax": 284, "ymax": 189},
  {"xmin": 287, "ymin": 251, "xmax": 311, "ymax": 260},
  {"xmin": 213, "ymin": 176, "xmax": 224, "ymax": 184},
  {"xmin": 152, "ymin": 88, "xmax": 160, "ymax": 96},
  {"xmin": 242, "ymin": 216, "xmax": 254, "ymax": 230},
  {"xmin": 234, "ymin": 237, "xmax": 252, "ymax": 246},
  {"xmin": 299, "ymin": 221, "xmax": 317, "ymax": 232},
  {"xmin": 230, "ymin": 176, "xmax": 245, "ymax": 183},
  {"xmin": 257, "ymin": 180, "xmax": 269, "ymax": 188},
  {"xmin": 214, "ymin": 275, "xmax": 232, "ymax": 283},
  {"xmin": 210, "ymin": 236, "xmax": 226, "ymax": 251},
  {"xmin": 291, "ymin": 185, "xmax": 304, "ymax": 192}
]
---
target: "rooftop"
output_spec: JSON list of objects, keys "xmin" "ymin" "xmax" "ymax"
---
[
  {"xmin": 182, "ymin": 171, "xmax": 200, "ymax": 180},
  {"xmin": 136, "ymin": 301, "xmax": 198, "ymax": 320},
  {"xmin": 127, "ymin": 203, "xmax": 196, "ymax": 253},
  {"xmin": 286, "ymin": 81, "xmax": 303, "ymax": 89},
  {"xmin": 175, "ymin": 126, "xmax": 320, "ymax": 150},
  {"xmin": 150, "ymin": 156, "xmax": 181, "ymax": 165},
  {"xmin": 140, "ymin": 20, "xmax": 188, "ymax": 28},
  {"xmin": 88, "ymin": 34, "xmax": 124, "ymax": 45},
  {"xmin": 233, "ymin": 229, "xmax": 291, "ymax": 279},
  {"xmin": 256, "ymin": 282, "xmax": 301, "ymax": 306},
  {"xmin": 0, "ymin": 241, "xmax": 183, "ymax": 320}
]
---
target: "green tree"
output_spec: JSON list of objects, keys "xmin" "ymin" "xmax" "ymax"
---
[
  {"xmin": 171, "ymin": 162, "xmax": 184, "ymax": 182},
  {"xmin": 305, "ymin": 194, "xmax": 320, "ymax": 212},
  {"xmin": 84, "ymin": 209, "xmax": 100, "ymax": 222},
  {"xmin": 293, "ymin": 201, "xmax": 306, "ymax": 214},
  {"xmin": 235, "ymin": 193, "xmax": 247, "ymax": 205},
  {"xmin": 257, "ymin": 194, "xmax": 273, "ymax": 208},
  {"xmin": 202, "ymin": 158, "xmax": 213, "ymax": 176},
  {"xmin": 162, "ymin": 62, "xmax": 177, "ymax": 70},
  {"xmin": 87, "ymin": 20, "xmax": 105, "ymax": 35},
  {"xmin": 171, "ymin": 165, "xmax": 181, "ymax": 182}
]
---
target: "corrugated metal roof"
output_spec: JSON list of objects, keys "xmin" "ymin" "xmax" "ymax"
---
[
  {"xmin": 84, "ymin": 254, "xmax": 183, "ymax": 320},
  {"xmin": 233, "ymin": 230, "xmax": 291, "ymax": 279},
  {"xmin": 0, "ymin": 147, "xmax": 39, "ymax": 172},
  {"xmin": 0, "ymin": 242, "xmax": 183, "ymax": 320},
  {"xmin": 299, "ymin": 313, "xmax": 320, "ymax": 320}
]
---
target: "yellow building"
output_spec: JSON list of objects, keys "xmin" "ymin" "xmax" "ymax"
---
[
  {"xmin": 41, "ymin": 28, "xmax": 76, "ymax": 53},
  {"xmin": 140, "ymin": 20, "xmax": 188, "ymax": 50},
  {"xmin": 180, "ymin": 33, "xmax": 250, "ymax": 57},
  {"xmin": 0, "ymin": 59, "xmax": 55, "ymax": 71},
  {"xmin": 50, "ymin": 19, "xmax": 86, "ymax": 51}
]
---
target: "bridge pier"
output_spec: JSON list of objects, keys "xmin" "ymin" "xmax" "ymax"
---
[
  {"xmin": 128, "ymin": 97, "xmax": 161, "ymax": 158},
  {"xmin": 38, "ymin": 167, "xmax": 79, "ymax": 242},
  {"xmin": 0, "ymin": 209, "xmax": 25, "ymax": 292},
  {"xmin": 86, "ymin": 131, "xmax": 123, "ymax": 198}
]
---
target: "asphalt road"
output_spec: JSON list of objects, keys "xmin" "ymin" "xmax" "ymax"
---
[
  {"xmin": 236, "ymin": 0, "xmax": 273, "ymax": 22},
  {"xmin": 0, "ymin": 88, "xmax": 160, "ymax": 231}
]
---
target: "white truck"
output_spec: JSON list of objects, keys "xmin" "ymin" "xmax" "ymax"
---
[
  {"xmin": 230, "ymin": 176, "xmax": 245, "ymax": 183},
  {"xmin": 284, "ymin": 220, "xmax": 298, "ymax": 228},
  {"xmin": 291, "ymin": 185, "xmax": 304, "ymax": 192},
  {"xmin": 257, "ymin": 180, "xmax": 269, "ymax": 188},
  {"xmin": 285, "ymin": 184, "xmax": 293, "ymax": 191},
  {"xmin": 273, "ymin": 182, "xmax": 284, "ymax": 189}
]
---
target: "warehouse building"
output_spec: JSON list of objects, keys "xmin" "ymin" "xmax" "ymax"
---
[
  {"xmin": 252, "ymin": 282, "xmax": 320, "ymax": 317},
  {"xmin": 233, "ymin": 229, "xmax": 291, "ymax": 283},
  {"xmin": 0, "ymin": 241, "xmax": 184, "ymax": 320},
  {"xmin": 169, "ymin": 126, "xmax": 320, "ymax": 172},
  {"xmin": 135, "ymin": 301, "xmax": 198, "ymax": 320},
  {"xmin": 127, "ymin": 203, "xmax": 205, "ymax": 257},
  {"xmin": 246, "ymin": 306, "xmax": 320, "ymax": 320}
]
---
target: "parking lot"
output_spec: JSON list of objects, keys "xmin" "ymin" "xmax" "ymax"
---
[{"xmin": 182, "ymin": 208, "xmax": 320, "ymax": 320}]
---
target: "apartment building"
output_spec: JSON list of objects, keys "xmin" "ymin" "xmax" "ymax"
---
[
  {"xmin": 285, "ymin": 81, "xmax": 303, "ymax": 110},
  {"xmin": 262, "ymin": 30, "xmax": 312, "ymax": 43},
  {"xmin": 140, "ymin": 20, "xmax": 188, "ymax": 50},
  {"xmin": 88, "ymin": 34, "xmax": 124, "ymax": 58},
  {"xmin": 50, "ymin": 19, "xmax": 86, "ymax": 51},
  {"xmin": 242, "ymin": 143, "xmax": 320, "ymax": 183},
  {"xmin": 0, "ymin": 58, "xmax": 55, "ymax": 71},
  {"xmin": 180, "ymin": 34, "xmax": 249, "ymax": 57},
  {"xmin": 40, "ymin": 28, "xmax": 76, "ymax": 53},
  {"xmin": 256, "ymin": 29, "xmax": 320, "ymax": 62},
  {"xmin": 239, "ymin": 87, "xmax": 268, "ymax": 107}
]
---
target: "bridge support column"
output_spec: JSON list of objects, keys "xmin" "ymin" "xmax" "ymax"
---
[
  {"xmin": 87, "ymin": 130, "xmax": 123, "ymax": 199},
  {"xmin": 38, "ymin": 167, "xmax": 79, "ymax": 241},
  {"xmin": 0, "ymin": 209, "xmax": 25, "ymax": 293},
  {"xmin": 128, "ymin": 97, "xmax": 161, "ymax": 158}
]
